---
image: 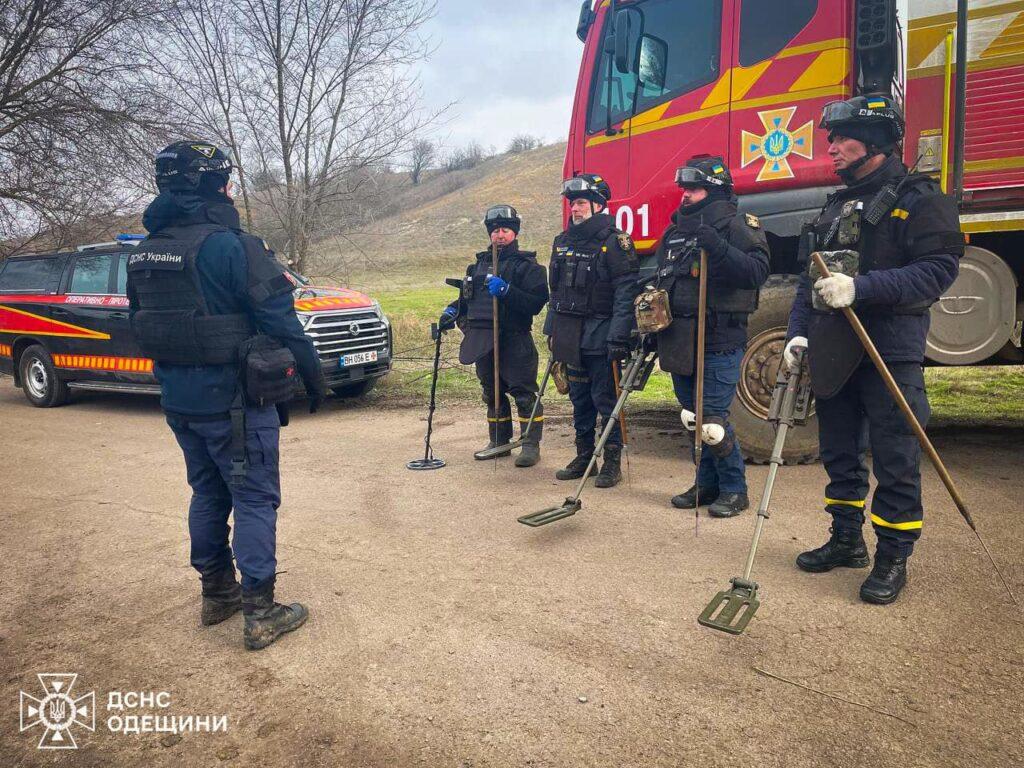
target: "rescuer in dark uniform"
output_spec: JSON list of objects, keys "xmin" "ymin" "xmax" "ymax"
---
[
  {"xmin": 543, "ymin": 174, "xmax": 638, "ymax": 488},
  {"xmin": 126, "ymin": 141, "xmax": 327, "ymax": 649},
  {"xmin": 439, "ymin": 205, "xmax": 549, "ymax": 467},
  {"xmin": 654, "ymin": 156, "xmax": 769, "ymax": 517},
  {"xmin": 784, "ymin": 97, "xmax": 963, "ymax": 604}
]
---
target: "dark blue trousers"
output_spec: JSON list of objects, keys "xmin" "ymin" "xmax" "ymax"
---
[
  {"xmin": 671, "ymin": 347, "xmax": 747, "ymax": 494},
  {"xmin": 166, "ymin": 406, "xmax": 281, "ymax": 591},
  {"xmin": 567, "ymin": 353, "xmax": 621, "ymax": 450},
  {"xmin": 816, "ymin": 362, "xmax": 929, "ymax": 558}
]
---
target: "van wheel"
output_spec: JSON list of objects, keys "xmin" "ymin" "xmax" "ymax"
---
[
  {"xmin": 19, "ymin": 345, "xmax": 69, "ymax": 407},
  {"xmin": 331, "ymin": 378, "xmax": 377, "ymax": 399},
  {"xmin": 732, "ymin": 275, "xmax": 819, "ymax": 465}
]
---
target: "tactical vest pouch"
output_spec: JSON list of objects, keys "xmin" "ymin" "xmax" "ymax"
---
[
  {"xmin": 809, "ymin": 250, "xmax": 860, "ymax": 312},
  {"xmin": 551, "ymin": 361, "xmax": 570, "ymax": 395},
  {"xmin": 836, "ymin": 201, "xmax": 863, "ymax": 247},
  {"xmin": 634, "ymin": 287, "xmax": 672, "ymax": 333},
  {"xmin": 240, "ymin": 335, "xmax": 298, "ymax": 406}
]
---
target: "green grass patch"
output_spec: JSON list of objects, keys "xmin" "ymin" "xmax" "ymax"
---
[{"xmin": 925, "ymin": 365, "xmax": 1024, "ymax": 426}]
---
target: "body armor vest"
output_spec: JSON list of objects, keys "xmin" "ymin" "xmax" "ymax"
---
[
  {"xmin": 127, "ymin": 223, "xmax": 254, "ymax": 365},
  {"xmin": 463, "ymin": 250, "xmax": 537, "ymax": 326},
  {"xmin": 548, "ymin": 227, "xmax": 615, "ymax": 319},
  {"xmin": 659, "ymin": 234, "xmax": 759, "ymax": 316}
]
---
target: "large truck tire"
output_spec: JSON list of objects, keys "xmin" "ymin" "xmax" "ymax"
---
[{"xmin": 732, "ymin": 274, "xmax": 819, "ymax": 465}]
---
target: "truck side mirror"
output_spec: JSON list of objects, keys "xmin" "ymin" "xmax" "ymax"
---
[
  {"xmin": 576, "ymin": 0, "xmax": 594, "ymax": 43},
  {"xmin": 613, "ymin": 8, "xmax": 639, "ymax": 74},
  {"xmin": 638, "ymin": 34, "xmax": 667, "ymax": 90}
]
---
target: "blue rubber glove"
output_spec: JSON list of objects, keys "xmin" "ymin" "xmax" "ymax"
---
[
  {"xmin": 487, "ymin": 275, "xmax": 510, "ymax": 298},
  {"xmin": 439, "ymin": 306, "xmax": 457, "ymax": 331}
]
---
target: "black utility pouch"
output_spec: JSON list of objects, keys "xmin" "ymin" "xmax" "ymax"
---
[{"xmin": 239, "ymin": 335, "xmax": 298, "ymax": 407}]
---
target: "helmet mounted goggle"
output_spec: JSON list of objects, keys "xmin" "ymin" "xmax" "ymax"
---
[
  {"xmin": 484, "ymin": 205, "xmax": 518, "ymax": 225},
  {"xmin": 561, "ymin": 177, "xmax": 607, "ymax": 204},
  {"xmin": 674, "ymin": 166, "xmax": 726, "ymax": 188}
]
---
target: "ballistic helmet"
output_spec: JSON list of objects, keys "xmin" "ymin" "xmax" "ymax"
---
[
  {"xmin": 154, "ymin": 141, "xmax": 233, "ymax": 193},
  {"xmin": 820, "ymin": 95, "xmax": 905, "ymax": 150},
  {"xmin": 561, "ymin": 173, "xmax": 611, "ymax": 207},
  {"xmin": 483, "ymin": 204, "xmax": 521, "ymax": 235},
  {"xmin": 675, "ymin": 155, "xmax": 733, "ymax": 190}
]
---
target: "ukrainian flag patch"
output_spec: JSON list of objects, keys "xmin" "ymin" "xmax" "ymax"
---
[{"xmin": 867, "ymin": 99, "xmax": 887, "ymax": 109}]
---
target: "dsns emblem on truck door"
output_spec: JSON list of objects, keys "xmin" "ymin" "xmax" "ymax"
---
[{"xmin": 741, "ymin": 106, "xmax": 814, "ymax": 182}]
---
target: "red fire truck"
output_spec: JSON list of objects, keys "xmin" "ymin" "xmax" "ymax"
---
[{"xmin": 567, "ymin": 0, "xmax": 1023, "ymax": 461}]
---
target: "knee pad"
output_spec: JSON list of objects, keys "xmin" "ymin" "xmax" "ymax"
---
[
  {"xmin": 702, "ymin": 415, "xmax": 735, "ymax": 458},
  {"xmin": 680, "ymin": 408, "xmax": 697, "ymax": 431}
]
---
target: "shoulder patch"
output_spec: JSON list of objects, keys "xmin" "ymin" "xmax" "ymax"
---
[
  {"xmin": 617, "ymin": 232, "xmax": 634, "ymax": 252},
  {"xmin": 744, "ymin": 213, "xmax": 760, "ymax": 229}
]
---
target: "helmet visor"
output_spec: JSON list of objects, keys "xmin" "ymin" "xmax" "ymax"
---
[
  {"xmin": 561, "ymin": 178, "xmax": 597, "ymax": 196},
  {"xmin": 675, "ymin": 167, "xmax": 713, "ymax": 187}
]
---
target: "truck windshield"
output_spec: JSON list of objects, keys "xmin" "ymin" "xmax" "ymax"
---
[{"xmin": 586, "ymin": 0, "xmax": 722, "ymax": 134}]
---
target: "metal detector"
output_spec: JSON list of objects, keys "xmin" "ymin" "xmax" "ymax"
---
[
  {"xmin": 518, "ymin": 345, "xmax": 657, "ymax": 527},
  {"xmin": 698, "ymin": 350, "xmax": 812, "ymax": 634},
  {"xmin": 474, "ymin": 358, "xmax": 554, "ymax": 460},
  {"xmin": 407, "ymin": 324, "xmax": 447, "ymax": 470}
]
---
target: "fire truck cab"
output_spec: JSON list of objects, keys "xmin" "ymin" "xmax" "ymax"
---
[{"xmin": 568, "ymin": 0, "xmax": 1023, "ymax": 461}]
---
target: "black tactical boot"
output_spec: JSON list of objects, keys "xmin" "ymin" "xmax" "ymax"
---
[
  {"xmin": 708, "ymin": 492, "xmax": 749, "ymax": 518},
  {"xmin": 859, "ymin": 555, "xmax": 908, "ymax": 605},
  {"xmin": 515, "ymin": 420, "xmax": 542, "ymax": 468},
  {"xmin": 555, "ymin": 440, "xmax": 596, "ymax": 480},
  {"xmin": 670, "ymin": 485, "xmax": 720, "ymax": 509},
  {"xmin": 594, "ymin": 446, "xmax": 622, "ymax": 488},
  {"xmin": 200, "ymin": 567, "xmax": 241, "ymax": 626},
  {"xmin": 796, "ymin": 527, "xmax": 870, "ymax": 573},
  {"xmin": 242, "ymin": 583, "xmax": 309, "ymax": 651}
]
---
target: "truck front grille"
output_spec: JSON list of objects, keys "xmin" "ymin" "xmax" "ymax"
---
[{"xmin": 304, "ymin": 309, "xmax": 389, "ymax": 361}]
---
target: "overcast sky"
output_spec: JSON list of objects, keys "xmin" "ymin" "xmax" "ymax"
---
[{"xmin": 417, "ymin": 0, "xmax": 586, "ymax": 152}]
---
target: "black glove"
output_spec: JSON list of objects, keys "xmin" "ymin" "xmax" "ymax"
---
[
  {"xmin": 607, "ymin": 340, "xmax": 630, "ymax": 362},
  {"xmin": 438, "ymin": 306, "xmax": 457, "ymax": 332},
  {"xmin": 696, "ymin": 224, "xmax": 726, "ymax": 257}
]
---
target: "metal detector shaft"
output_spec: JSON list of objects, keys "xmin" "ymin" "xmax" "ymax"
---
[
  {"xmin": 567, "ymin": 350, "xmax": 647, "ymax": 501},
  {"xmin": 612, "ymin": 361, "xmax": 628, "ymax": 446}
]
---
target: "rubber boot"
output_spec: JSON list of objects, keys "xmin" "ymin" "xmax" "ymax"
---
[
  {"xmin": 859, "ymin": 555, "xmax": 908, "ymax": 605},
  {"xmin": 242, "ymin": 582, "xmax": 309, "ymax": 651},
  {"xmin": 795, "ymin": 527, "xmax": 870, "ymax": 573},
  {"xmin": 200, "ymin": 567, "xmax": 241, "ymax": 626},
  {"xmin": 555, "ymin": 438, "xmax": 596, "ymax": 480},
  {"xmin": 670, "ymin": 484, "xmax": 720, "ymax": 509},
  {"xmin": 474, "ymin": 414, "xmax": 513, "ymax": 460},
  {"xmin": 515, "ymin": 419, "xmax": 542, "ymax": 468},
  {"xmin": 594, "ymin": 445, "xmax": 622, "ymax": 488}
]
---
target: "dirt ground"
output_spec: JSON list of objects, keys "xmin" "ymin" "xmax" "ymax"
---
[{"xmin": 1, "ymin": 384, "xmax": 1022, "ymax": 768}]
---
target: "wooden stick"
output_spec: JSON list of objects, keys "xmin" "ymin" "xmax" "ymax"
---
[
  {"xmin": 811, "ymin": 252, "xmax": 1018, "ymax": 607},
  {"xmin": 491, "ymin": 242, "xmax": 501, "ymax": 435},
  {"xmin": 694, "ymin": 248, "xmax": 709, "ymax": 532}
]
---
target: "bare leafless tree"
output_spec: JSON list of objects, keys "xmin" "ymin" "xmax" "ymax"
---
[
  {"xmin": 218, "ymin": 0, "xmax": 437, "ymax": 272},
  {"xmin": 0, "ymin": 0, "xmax": 169, "ymax": 255},
  {"xmin": 409, "ymin": 138, "xmax": 435, "ymax": 185}
]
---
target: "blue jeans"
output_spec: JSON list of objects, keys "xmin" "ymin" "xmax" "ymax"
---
[
  {"xmin": 671, "ymin": 347, "xmax": 747, "ymax": 494},
  {"xmin": 166, "ymin": 406, "xmax": 281, "ymax": 591}
]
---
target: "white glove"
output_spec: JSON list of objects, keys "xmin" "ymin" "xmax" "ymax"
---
[
  {"xmin": 679, "ymin": 409, "xmax": 726, "ymax": 446},
  {"xmin": 814, "ymin": 273, "xmax": 856, "ymax": 308},
  {"xmin": 783, "ymin": 336, "xmax": 807, "ymax": 371}
]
